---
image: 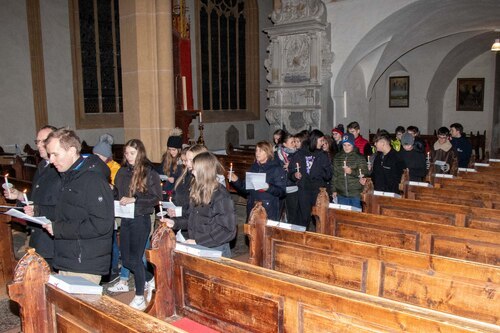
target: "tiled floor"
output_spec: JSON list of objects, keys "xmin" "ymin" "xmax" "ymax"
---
[{"xmin": 0, "ymin": 196, "xmax": 249, "ymax": 332}]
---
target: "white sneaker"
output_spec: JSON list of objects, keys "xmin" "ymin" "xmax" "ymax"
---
[
  {"xmin": 108, "ymin": 280, "xmax": 130, "ymax": 293},
  {"xmin": 129, "ymin": 295, "xmax": 146, "ymax": 311},
  {"xmin": 146, "ymin": 278, "xmax": 155, "ymax": 303}
]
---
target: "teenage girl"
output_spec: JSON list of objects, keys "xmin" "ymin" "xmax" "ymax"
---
[{"xmin": 113, "ymin": 139, "xmax": 161, "ymax": 310}]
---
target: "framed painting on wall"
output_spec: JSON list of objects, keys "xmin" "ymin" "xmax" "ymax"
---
[
  {"xmin": 456, "ymin": 78, "xmax": 484, "ymax": 111},
  {"xmin": 389, "ymin": 76, "xmax": 409, "ymax": 108}
]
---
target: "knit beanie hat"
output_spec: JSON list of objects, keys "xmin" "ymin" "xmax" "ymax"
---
[
  {"xmin": 342, "ymin": 133, "xmax": 355, "ymax": 146},
  {"xmin": 93, "ymin": 133, "xmax": 113, "ymax": 158},
  {"xmin": 167, "ymin": 128, "xmax": 183, "ymax": 149},
  {"xmin": 401, "ymin": 133, "xmax": 414, "ymax": 146},
  {"xmin": 332, "ymin": 124, "xmax": 344, "ymax": 136}
]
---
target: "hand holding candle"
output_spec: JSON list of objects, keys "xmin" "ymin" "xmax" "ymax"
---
[
  {"xmin": 158, "ymin": 200, "xmax": 165, "ymax": 217},
  {"xmin": 23, "ymin": 189, "xmax": 29, "ymax": 205},
  {"xmin": 3, "ymin": 173, "xmax": 10, "ymax": 189}
]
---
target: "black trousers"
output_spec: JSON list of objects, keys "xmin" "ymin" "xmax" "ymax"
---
[{"xmin": 120, "ymin": 215, "xmax": 153, "ymax": 295}]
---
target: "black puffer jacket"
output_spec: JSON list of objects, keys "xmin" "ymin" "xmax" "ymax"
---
[
  {"xmin": 53, "ymin": 155, "xmax": 114, "ymax": 275},
  {"xmin": 175, "ymin": 184, "xmax": 236, "ymax": 248},
  {"xmin": 114, "ymin": 163, "xmax": 162, "ymax": 216},
  {"xmin": 29, "ymin": 160, "xmax": 61, "ymax": 259}
]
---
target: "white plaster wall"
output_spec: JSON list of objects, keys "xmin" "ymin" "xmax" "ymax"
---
[
  {"xmin": 0, "ymin": 0, "xmax": 36, "ymax": 149},
  {"xmin": 370, "ymin": 34, "xmax": 479, "ymax": 134},
  {"xmin": 442, "ymin": 52, "xmax": 495, "ymax": 150}
]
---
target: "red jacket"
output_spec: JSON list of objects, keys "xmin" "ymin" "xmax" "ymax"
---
[{"xmin": 354, "ymin": 135, "xmax": 370, "ymax": 156}]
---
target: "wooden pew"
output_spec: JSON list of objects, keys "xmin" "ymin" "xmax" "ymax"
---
[
  {"xmin": 246, "ymin": 203, "xmax": 500, "ymax": 325},
  {"xmin": 146, "ymin": 224, "xmax": 500, "ymax": 332},
  {"xmin": 0, "ymin": 212, "xmax": 16, "ymax": 298},
  {"xmin": 402, "ymin": 184, "xmax": 500, "ymax": 209},
  {"xmin": 312, "ymin": 189, "xmax": 499, "ymax": 265},
  {"xmin": 362, "ymin": 190, "xmax": 500, "ymax": 232},
  {"xmin": 12, "ymin": 228, "xmax": 500, "ymax": 332},
  {"xmin": 8, "ymin": 249, "xmax": 186, "ymax": 333}
]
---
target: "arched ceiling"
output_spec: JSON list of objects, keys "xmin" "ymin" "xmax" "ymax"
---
[{"xmin": 334, "ymin": 0, "xmax": 500, "ymax": 97}]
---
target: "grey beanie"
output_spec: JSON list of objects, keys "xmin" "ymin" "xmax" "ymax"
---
[{"xmin": 93, "ymin": 133, "xmax": 114, "ymax": 158}]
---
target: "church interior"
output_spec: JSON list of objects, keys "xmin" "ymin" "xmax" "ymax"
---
[{"xmin": 1, "ymin": 0, "xmax": 500, "ymax": 332}]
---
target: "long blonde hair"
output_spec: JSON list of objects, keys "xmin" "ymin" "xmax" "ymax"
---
[
  {"xmin": 190, "ymin": 152, "xmax": 222, "ymax": 206},
  {"xmin": 174, "ymin": 144, "xmax": 208, "ymax": 190}
]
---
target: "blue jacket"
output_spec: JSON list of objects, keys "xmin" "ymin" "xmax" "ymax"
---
[
  {"xmin": 231, "ymin": 158, "xmax": 286, "ymax": 221},
  {"xmin": 451, "ymin": 135, "xmax": 472, "ymax": 168}
]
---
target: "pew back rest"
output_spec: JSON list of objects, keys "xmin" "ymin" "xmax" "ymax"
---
[
  {"xmin": 363, "ymin": 193, "xmax": 500, "ymax": 232},
  {"xmin": 405, "ymin": 185, "xmax": 500, "ymax": 209},
  {"xmin": 173, "ymin": 251, "xmax": 500, "ymax": 332}
]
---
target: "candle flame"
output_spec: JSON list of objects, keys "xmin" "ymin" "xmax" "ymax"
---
[
  {"xmin": 4, "ymin": 173, "xmax": 8, "ymax": 177},
  {"xmin": 23, "ymin": 189, "xmax": 27, "ymax": 193}
]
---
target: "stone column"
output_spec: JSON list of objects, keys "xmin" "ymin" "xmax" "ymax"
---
[{"xmin": 119, "ymin": 0, "xmax": 175, "ymax": 162}]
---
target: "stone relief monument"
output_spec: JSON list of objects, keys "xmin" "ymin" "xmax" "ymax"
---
[{"xmin": 265, "ymin": 0, "xmax": 334, "ymax": 133}]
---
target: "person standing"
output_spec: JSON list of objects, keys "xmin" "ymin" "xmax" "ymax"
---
[
  {"xmin": 450, "ymin": 123, "xmax": 473, "ymax": 168},
  {"xmin": 369, "ymin": 132, "xmax": 405, "ymax": 193},
  {"xmin": 158, "ymin": 129, "xmax": 184, "ymax": 200},
  {"xmin": 113, "ymin": 139, "xmax": 162, "ymax": 310},
  {"xmin": 93, "ymin": 133, "xmax": 120, "ymax": 184},
  {"xmin": 332, "ymin": 133, "xmax": 368, "ymax": 209},
  {"xmin": 398, "ymin": 133, "xmax": 427, "ymax": 182},
  {"xmin": 289, "ymin": 130, "xmax": 333, "ymax": 227},
  {"xmin": 163, "ymin": 152, "xmax": 237, "ymax": 257},
  {"xmin": 430, "ymin": 127, "xmax": 458, "ymax": 175},
  {"xmin": 3, "ymin": 125, "xmax": 59, "ymax": 268},
  {"xmin": 229, "ymin": 141, "xmax": 286, "ymax": 221},
  {"xmin": 43, "ymin": 128, "xmax": 114, "ymax": 284},
  {"xmin": 347, "ymin": 121, "xmax": 371, "ymax": 156}
]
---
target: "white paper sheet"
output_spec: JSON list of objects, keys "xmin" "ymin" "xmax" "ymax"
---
[
  {"xmin": 161, "ymin": 201, "xmax": 182, "ymax": 217},
  {"xmin": 3, "ymin": 209, "xmax": 51, "ymax": 225},
  {"xmin": 245, "ymin": 172, "xmax": 267, "ymax": 190},
  {"xmin": 176, "ymin": 230, "xmax": 186, "ymax": 243},
  {"xmin": 216, "ymin": 174, "xmax": 226, "ymax": 187},
  {"xmin": 373, "ymin": 191, "xmax": 402, "ymax": 198},
  {"xmin": 114, "ymin": 201, "xmax": 135, "ymax": 218},
  {"xmin": 328, "ymin": 203, "xmax": 362, "ymax": 212}
]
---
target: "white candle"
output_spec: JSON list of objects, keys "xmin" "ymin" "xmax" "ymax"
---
[
  {"xmin": 296, "ymin": 163, "xmax": 300, "ymax": 173},
  {"xmin": 426, "ymin": 151, "xmax": 430, "ymax": 160},
  {"xmin": 23, "ymin": 189, "xmax": 29, "ymax": 205},
  {"xmin": 199, "ymin": 111, "xmax": 203, "ymax": 123},
  {"xmin": 159, "ymin": 201, "xmax": 164, "ymax": 216},
  {"xmin": 4, "ymin": 174, "xmax": 9, "ymax": 188},
  {"xmin": 343, "ymin": 160, "xmax": 347, "ymax": 176},
  {"xmin": 182, "ymin": 76, "xmax": 188, "ymax": 110},
  {"xmin": 359, "ymin": 169, "xmax": 363, "ymax": 177}
]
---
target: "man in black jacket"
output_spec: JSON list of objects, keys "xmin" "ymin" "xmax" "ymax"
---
[
  {"xmin": 3, "ymin": 125, "xmax": 60, "ymax": 268},
  {"xmin": 370, "ymin": 132, "xmax": 405, "ymax": 193},
  {"xmin": 44, "ymin": 129, "xmax": 114, "ymax": 284},
  {"xmin": 450, "ymin": 123, "xmax": 473, "ymax": 168}
]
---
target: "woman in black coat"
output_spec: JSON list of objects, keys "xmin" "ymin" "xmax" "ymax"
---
[{"xmin": 289, "ymin": 130, "xmax": 333, "ymax": 228}]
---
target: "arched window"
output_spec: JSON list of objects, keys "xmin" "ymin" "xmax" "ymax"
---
[
  {"xmin": 196, "ymin": 0, "xmax": 259, "ymax": 122},
  {"xmin": 69, "ymin": 0, "xmax": 123, "ymax": 129}
]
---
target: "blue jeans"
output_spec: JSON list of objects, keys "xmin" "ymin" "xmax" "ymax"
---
[
  {"xmin": 337, "ymin": 196, "xmax": 362, "ymax": 209},
  {"xmin": 211, "ymin": 243, "xmax": 231, "ymax": 258}
]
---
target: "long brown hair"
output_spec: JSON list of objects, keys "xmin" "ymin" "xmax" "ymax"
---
[
  {"xmin": 161, "ymin": 148, "xmax": 181, "ymax": 176},
  {"xmin": 174, "ymin": 144, "xmax": 208, "ymax": 190},
  {"xmin": 190, "ymin": 152, "xmax": 221, "ymax": 206},
  {"xmin": 123, "ymin": 139, "xmax": 149, "ymax": 196}
]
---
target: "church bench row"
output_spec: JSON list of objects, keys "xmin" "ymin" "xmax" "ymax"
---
[
  {"xmin": 313, "ymin": 189, "xmax": 499, "ymax": 266},
  {"xmin": 402, "ymin": 184, "xmax": 500, "ymax": 209},
  {"xmin": 362, "ymin": 191, "xmax": 500, "ymax": 232},
  {"xmin": 245, "ymin": 203, "xmax": 500, "ymax": 325},
  {"xmin": 148, "ymin": 225, "xmax": 500, "ymax": 332},
  {"xmin": 8, "ymin": 249, "xmax": 186, "ymax": 333},
  {"xmin": 9, "ymin": 224, "xmax": 500, "ymax": 332}
]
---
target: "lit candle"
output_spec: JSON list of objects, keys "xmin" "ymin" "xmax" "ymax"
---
[
  {"xmin": 199, "ymin": 111, "xmax": 203, "ymax": 123},
  {"xmin": 182, "ymin": 76, "xmax": 187, "ymax": 110},
  {"xmin": 23, "ymin": 189, "xmax": 29, "ymax": 205},
  {"xmin": 359, "ymin": 169, "xmax": 363, "ymax": 177},
  {"xmin": 426, "ymin": 151, "xmax": 430, "ymax": 160},
  {"xmin": 4, "ymin": 173, "xmax": 9, "ymax": 188},
  {"xmin": 159, "ymin": 201, "xmax": 164, "ymax": 216},
  {"xmin": 229, "ymin": 162, "xmax": 233, "ymax": 176},
  {"xmin": 296, "ymin": 162, "xmax": 300, "ymax": 173},
  {"xmin": 343, "ymin": 160, "xmax": 347, "ymax": 176},
  {"xmin": 169, "ymin": 196, "xmax": 172, "ymax": 202}
]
